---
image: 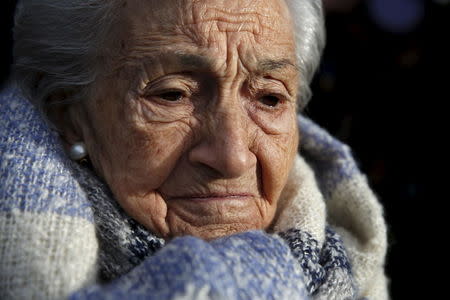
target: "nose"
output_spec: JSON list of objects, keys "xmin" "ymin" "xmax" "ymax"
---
[{"xmin": 189, "ymin": 106, "xmax": 256, "ymax": 178}]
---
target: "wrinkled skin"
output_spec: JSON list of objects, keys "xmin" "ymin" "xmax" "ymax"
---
[{"xmin": 61, "ymin": 0, "xmax": 300, "ymax": 240}]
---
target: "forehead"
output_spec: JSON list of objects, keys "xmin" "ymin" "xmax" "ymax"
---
[
  {"xmin": 121, "ymin": 0, "xmax": 296, "ymax": 68},
  {"xmin": 125, "ymin": 0, "xmax": 291, "ymax": 30}
]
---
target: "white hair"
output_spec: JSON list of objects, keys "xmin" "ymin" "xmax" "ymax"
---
[
  {"xmin": 285, "ymin": 0, "xmax": 326, "ymax": 108},
  {"xmin": 12, "ymin": 0, "xmax": 325, "ymax": 115}
]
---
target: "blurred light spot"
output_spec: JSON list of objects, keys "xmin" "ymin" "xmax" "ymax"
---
[{"xmin": 368, "ymin": 0, "xmax": 425, "ymax": 33}]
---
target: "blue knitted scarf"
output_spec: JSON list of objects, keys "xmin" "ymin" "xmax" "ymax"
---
[{"xmin": 0, "ymin": 85, "xmax": 388, "ymax": 299}]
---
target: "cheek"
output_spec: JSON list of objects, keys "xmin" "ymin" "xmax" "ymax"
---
[
  {"xmin": 246, "ymin": 100, "xmax": 298, "ymax": 135},
  {"xmin": 89, "ymin": 119, "xmax": 194, "ymax": 237},
  {"xmin": 110, "ymin": 123, "xmax": 193, "ymax": 197},
  {"xmin": 84, "ymin": 91, "xmax": 194, "ymax": 198},
  {"xmin": 254, "ymin": 115, "xmax": 298, "ymax": 206}
]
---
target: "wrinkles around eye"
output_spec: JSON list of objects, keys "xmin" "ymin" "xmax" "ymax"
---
[
  {"xmin": 140, "ymin": 75, "xmax": 198, "ymax": 104},
  {"xmin": 246, "ymin": 79, "xmax": 293, "ymax": 112}
]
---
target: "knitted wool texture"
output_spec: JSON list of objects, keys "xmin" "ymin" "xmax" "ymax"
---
[{"xmin": 0, "ymin": 86, "xmax": 388, "ymax": 299}]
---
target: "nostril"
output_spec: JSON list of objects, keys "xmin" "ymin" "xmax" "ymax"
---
[
  {"xmin": 188, "ymin": 138, "xmax": 256, "ymax": 179},
  {"xmin": 201, "ymin": 164, "xmax": 223, "ymax": 179},
  {"xmin": 225, "ymin": 145, "xmax": 255, "ymax": 176},
  {"xmin": 188, "ymin": 106, "xmax": 256, "ymax": 178}
]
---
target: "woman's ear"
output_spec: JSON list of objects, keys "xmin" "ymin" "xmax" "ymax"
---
[{"xmin": 46, "ymin": 91, "xmax": 84, "ymax": 146}]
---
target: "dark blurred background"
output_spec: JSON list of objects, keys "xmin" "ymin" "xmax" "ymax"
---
[
  {"xmin": 1, "ymin": 0, "xmax": 448, "ymax": 298},
  {"xmin": 306, "ymin": 0, "xmax": 447, "ymax": 298}
]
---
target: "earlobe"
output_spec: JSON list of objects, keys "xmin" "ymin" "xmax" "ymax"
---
[
  {"xmin": 46, "ymin": 89, "xmax": 93, "ymax": 163},
  {"xmin": 53, "ymin": 104, "xmax": 90, "ymax": 162},
  {"xmin": 46, "ymin": 98, "xmax": 88, "ymax": 164},
  {"xmin": 47, "ymin": 103, "xmax": 82, "ymax": 144}
]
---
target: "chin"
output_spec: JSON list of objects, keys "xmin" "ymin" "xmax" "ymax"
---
[{"xmin": 163, "ymin": 197, "xmax": 273, "ymax": 240}]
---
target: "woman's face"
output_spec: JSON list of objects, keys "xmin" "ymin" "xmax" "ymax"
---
[{"xmin": 67, "ymin": 0, "xmax": 300, "ymax": 240}]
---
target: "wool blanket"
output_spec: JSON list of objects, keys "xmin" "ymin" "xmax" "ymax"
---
[{"xmin": 0, "ymin": 85, "xmax": 388, "ymax": 299}]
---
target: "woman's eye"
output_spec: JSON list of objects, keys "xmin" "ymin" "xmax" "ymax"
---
[
  {"xmin": 259, "ymin": 95, "xmax": 280, "ymax": 107},
  {"xmin": 157, "ymin": 91, "xmax": 184, "ymax": 102}
]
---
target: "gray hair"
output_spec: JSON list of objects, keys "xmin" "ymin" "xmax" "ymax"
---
[
  {"xmin": 12, "ymin": 0, "xmax": 325, "ymax": 115},
  {"xmin": 285, "ymin": 0, "xmax": 326, "ymax": 109}
]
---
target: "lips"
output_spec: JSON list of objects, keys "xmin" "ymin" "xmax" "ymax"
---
[{"xmin": 168, "ymin": 193, "xmax": 255, "ymax": 202}]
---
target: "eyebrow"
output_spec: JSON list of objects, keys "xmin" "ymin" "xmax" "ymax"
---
[
  {"xmin": 174, "ymin": 52, "xmax": 213, "ymax": 69},
  {"xmin": 142, "ymin": 51, "xmax": 298, "ymax": 74},
  {"xmin": 257, "ymin": 58, "xmax": 299, "ymax": 73},
  {"xmin": 176, "ymin": 54, "xmax": 299, "ymax": 75}
]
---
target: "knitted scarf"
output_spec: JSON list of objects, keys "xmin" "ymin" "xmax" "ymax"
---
[{"xmin": 0, "ymin": 85, "xmax": 388, "ymax": 299}]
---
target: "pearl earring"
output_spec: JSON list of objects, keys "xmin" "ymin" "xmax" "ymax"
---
[{"xmin": 69, "ymin": 142, "xmax": 88, "ymax": 161}]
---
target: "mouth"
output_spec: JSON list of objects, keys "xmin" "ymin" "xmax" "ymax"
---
[{"xmin": 168, "ymin": 193, "xmax": 255, "ymax": 202}]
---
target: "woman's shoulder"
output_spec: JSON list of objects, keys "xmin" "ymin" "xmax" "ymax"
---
[
  {"xmin": 0, "ymin": 86, "xmax": 101, "ymax": 299},
  {"xmin": 0, "ymin": 84, "xmax": 94, "ymax": 219}
]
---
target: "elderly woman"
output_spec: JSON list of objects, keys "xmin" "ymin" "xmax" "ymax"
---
[{"xmin": 0, "ymin": 0, "xmax": 388, "ymax": 299}]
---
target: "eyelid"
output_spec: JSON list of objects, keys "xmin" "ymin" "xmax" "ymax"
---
[
  {"xmin": 142, "ymin": 88, "xmax": 191, "ymax": 106},
  {"xmin": 249, "ymin": 78, "xmax": 293, "ymax": 103},
  {"xmin": 259, "ymin": 75, "xmax": 297, "ymax": 99},
  {"xmin": 153, "ymin": 88, "xmax": 187, "ymax": 96},
  {"xmin": 141, "ymin": 75, "xmax": 196, "ymax": 96}
]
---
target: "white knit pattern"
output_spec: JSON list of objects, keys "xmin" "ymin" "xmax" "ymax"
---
[
  {"xmin": 328, "ymin": 175, "xmax": 388, "ymax": 299},
  {"xmin": 273, "ymin": 155, "xmax": 326, "ymax": 246},
  {"xmin": 0, "ymin": 210, "xmax": 98, "ymax": 299},
  {"xmin": 273, "ymin": 155, "xmax": 388, "ymax": 299}
]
